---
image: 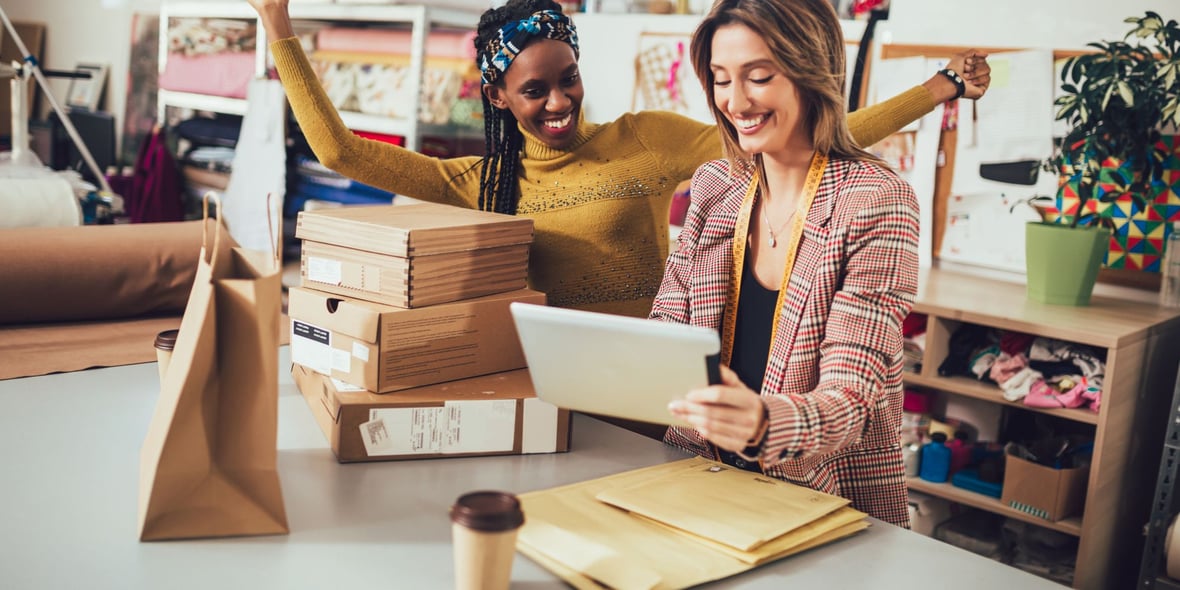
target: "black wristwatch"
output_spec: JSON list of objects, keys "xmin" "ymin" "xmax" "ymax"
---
[{"xmin": 938, "ymin": 68, "xmax": 966, "ymax": 100}]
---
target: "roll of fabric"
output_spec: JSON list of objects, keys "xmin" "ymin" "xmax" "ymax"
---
[
  {"xmin": 0, "ymin": 177, "xmax": 80, "ymax": 229},
  {"xmin": 0, "ymin": 220, "xmax": 228, "ymax": 325}
]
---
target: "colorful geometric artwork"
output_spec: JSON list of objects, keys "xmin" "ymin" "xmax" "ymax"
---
[{"xmin": 1046, "ymin": 135, "xmax": 1180, "ymax": 271}]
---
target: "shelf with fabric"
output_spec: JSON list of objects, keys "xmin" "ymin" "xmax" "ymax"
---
[{"xmin": 904, "ymin": 268, "xmax": 1180, "ymax": 589}]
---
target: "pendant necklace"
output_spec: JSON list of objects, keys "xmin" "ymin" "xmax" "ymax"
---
[{"xmin": 761, "ymin": 200, "xmax": 794, "ymax": 248}]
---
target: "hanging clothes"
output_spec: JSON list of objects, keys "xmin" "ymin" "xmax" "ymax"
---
[{"xmin": 126, "ymin": 126, "xmax": 185, "ymax": 223}]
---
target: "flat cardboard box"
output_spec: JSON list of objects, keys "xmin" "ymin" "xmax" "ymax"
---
[
  {"xmin": 296, "ymin": 203, "xmax": 533, "ymax": 308},
  {"xmin": 293, "ymin": 363, "xmax": 571, "ymax": 463},
  {"xmin": 288, "ymin": 286, "xmax": 544, "ymax": 393},
  {"xmin": 1000, "ymin": 453, "xmax": 1089, "ymax": 522},
  {"xmin": 295, "ymin": 202, "xmax": 534, "ymax": 256},
  {"xmin": 300, "ymin": 239, "xmax": 529, "ymax": 308}
]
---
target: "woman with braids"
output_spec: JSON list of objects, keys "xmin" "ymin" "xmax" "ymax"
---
[
  {"xmin": 657, "ymin": 0, "xmax": 929, "ymax": 525},
  {"xmin": 247, "ymin": 0, "xmax": 989, "ymax": 319}
]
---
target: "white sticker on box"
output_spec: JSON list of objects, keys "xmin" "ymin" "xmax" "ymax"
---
[
  {"xmin": 522, "ymin": 398, "xmax": 560, "ymax": 454},
  {"xmin": 363, "ymin": 400, "xmax": 516, "ymax": 456},
  {"xmin": 359, "ymin": 417, "xmax": 396, "ymax": 456},
  {"xmin": 331, "ymin": 348, "xmax": 351, "ymax": 373},
  {"xmin": 352, "ymin": 341, "xmax": 370, "ymax": 362},
  {"xmin": 442, "ymin": 400, "xmax": 516, "ymax": 454},
  {"xmin": 363, "ymin": 407, "xmax": 446, "ymax": 456},
  {"xmin": 307, "ymin": 256, "xmax": 342, "ymax": 285},
  {"xmin": 290, "ymin": 320, "xmax": 332, "ymax": 375},
  {"xmin": 330, "ymin": 378, "xmax": 365, "ymax": 393}
]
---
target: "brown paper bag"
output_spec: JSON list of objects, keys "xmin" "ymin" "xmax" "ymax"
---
[{"xmin": 138, "ymin": 196, "xmax": 288, "ymax": 541}]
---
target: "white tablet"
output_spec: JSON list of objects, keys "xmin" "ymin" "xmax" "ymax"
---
[{"xmin": 509, "ymin": 302, "xmax": 721, "ymax": 426}]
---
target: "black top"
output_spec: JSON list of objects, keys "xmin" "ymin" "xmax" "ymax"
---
[
  {"xmin": 730, "ymin": 250, "xmax": 778, "ymax": 394},
  {"xmin": 717, "ymin": 249, "xmax": 779, "ymax": 473}
]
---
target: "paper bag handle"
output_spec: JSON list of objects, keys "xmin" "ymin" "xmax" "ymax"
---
[
  {"xmin": 202, "ymin": 192, "xmax": 223, "ymax": 267},
  {"xmin": 266, "ymin": 192, "xmax": 280, "ymax": 267}
]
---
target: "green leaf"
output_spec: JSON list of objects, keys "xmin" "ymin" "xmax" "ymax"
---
[{"xmin": 1116, "ymin": 81, "xmax": 1135, "ymax": 106}]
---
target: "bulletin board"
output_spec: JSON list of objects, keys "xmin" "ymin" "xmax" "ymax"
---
[
  {"xmin": 630, "ymin": 32, "xmax": 864, "ymax": 122},
  {"xmin": 871, "ymin": 44, "xmax": 1156, "ymax": 289}
]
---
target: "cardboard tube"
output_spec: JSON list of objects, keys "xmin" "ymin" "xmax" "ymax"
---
[{"xmin": 0, "ymin": 220, "xmax": 231, "ymax": 325}]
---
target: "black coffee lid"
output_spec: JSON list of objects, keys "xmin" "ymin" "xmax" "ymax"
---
[
  {"xmin": 450, "ymin": 491, "xmax": 524, "ymax": 532},
  {"xmin": 154, "ymin": 329, "xmax": 179, "ymax": 351}
]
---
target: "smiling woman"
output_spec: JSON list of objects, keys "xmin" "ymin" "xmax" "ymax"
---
[
  {"xmin": 248, "ymin": 0, "xmax": 986, "ymax": 322},
  {"xmin": 652, "ymin": 0, "xmax": 946, "ymax": 526}
]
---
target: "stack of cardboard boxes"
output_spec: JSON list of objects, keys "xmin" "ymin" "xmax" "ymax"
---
[{"xmin": 289, "ymin": 203, "xmax": 571, "ymax": 462}]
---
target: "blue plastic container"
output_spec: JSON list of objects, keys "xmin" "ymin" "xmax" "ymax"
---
[{"xmin": 919, "ymin": 432, "xmax": 952, "ymax": 483}]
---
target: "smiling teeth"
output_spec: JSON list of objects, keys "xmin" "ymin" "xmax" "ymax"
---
[
  {"xmin": 544, "ymin": 114, "xmax": 572, "ymax": 129},
  {"xmin": 736, "ymin": 115, "xmax": 767, "ymax": 129}
]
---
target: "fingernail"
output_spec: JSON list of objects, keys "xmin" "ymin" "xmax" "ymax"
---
[{"xmin": 668, "ymin": 401, "xmax": 683, "ymax": 412}]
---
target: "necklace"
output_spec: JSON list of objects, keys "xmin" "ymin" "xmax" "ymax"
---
[{"xmin": 761, "ymin": 201, "xmax": 794, "ymax": 248}]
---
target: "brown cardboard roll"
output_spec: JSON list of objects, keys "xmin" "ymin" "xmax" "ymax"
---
[{"xmin": 0, "ymin": 220, "xmax": 229, "ymax": 325}]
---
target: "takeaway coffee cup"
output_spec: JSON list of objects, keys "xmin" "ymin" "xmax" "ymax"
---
[
  {"xmin": 154, "ymin": 329, "xmax": 179, "ymax": 382},
  {"xmin": 450, "ymin": 490, "xmax": 525, "ymax": 590}
]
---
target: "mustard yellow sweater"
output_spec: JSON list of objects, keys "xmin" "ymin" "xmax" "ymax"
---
[{"xmin": 271, "ymin": 38, "xmax": 935, "ymax": 317}]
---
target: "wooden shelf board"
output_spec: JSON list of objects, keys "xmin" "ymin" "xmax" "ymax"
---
[
  {"xmin": 907, "ymin": 477, "xmax": 1083, "ymax": 536},
  {"xmin": 903, "ymin": 372, "xmax": 1100, "ymax": 425},
  {"xmin": 158, "ymin": 90, "xmax": 249, "ymax": 116},
  {"xmin": 339, "ymin": 111, "xmax": 414, "ymax": 136},
  {"xmin": 914, "ymin": 268, "xmax": 1180, "ymax": 349}
]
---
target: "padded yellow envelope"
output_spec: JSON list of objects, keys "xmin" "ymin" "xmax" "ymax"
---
[
  {"xmin": 596, "ymin": 460, "xmax": 850, "ymax": 551},
  {"xmin": 516, "ymin": 457, "xmax": 868, "ymax": 590}
]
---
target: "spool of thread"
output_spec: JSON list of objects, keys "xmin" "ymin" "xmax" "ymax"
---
[{"xmin": 154, "ymin": 330, "xmax": 179, "ymax": 382}]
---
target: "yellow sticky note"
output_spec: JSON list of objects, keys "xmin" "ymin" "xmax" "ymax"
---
[{"xmin": 991, "ymin": 58, "xmax": 1011, "ymax": 89}]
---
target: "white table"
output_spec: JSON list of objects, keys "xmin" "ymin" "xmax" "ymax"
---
[{"xmin": 0, "ymin": 349, "xmax": 1064, "ymax": 589}]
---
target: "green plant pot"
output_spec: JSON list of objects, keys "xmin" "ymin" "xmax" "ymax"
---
[{"xmin": 1025, "ymin": 222, "xmax": 1112, "ymax": 306}]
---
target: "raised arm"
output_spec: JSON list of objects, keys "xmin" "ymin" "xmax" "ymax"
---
[
  {"xmin": 848, "ymin": 48, "xmax": 992, "ymax": 147},
  {"xmin": 248, "ymin": 0, "xmax": 481, "ymax": 208}
]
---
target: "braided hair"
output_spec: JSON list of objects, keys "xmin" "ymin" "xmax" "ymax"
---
[{"xmin": 473, "ymin": 0, "xmax": 565, "ymax": 215}]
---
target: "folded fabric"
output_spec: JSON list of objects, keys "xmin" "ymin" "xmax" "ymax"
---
[
  {"xmin": 1023, "ymin": 379, "xmax": 1089, "ymax": 409},
  {"xmin": 999, "ymin": 367, "xmax": 1042, "ymax": 402},
  {"xmin": 159, "ymin": 52, "xmax": 255, "ymax": 99},
  {"xmin": 315, "ymin": 26, "xmax": 476, "ymax": 59}
]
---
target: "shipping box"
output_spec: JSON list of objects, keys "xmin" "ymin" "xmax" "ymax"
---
[
  {"xmin": 1000, "ymin": 453, "xmax": 1089, "ymax": 522},
  {"xmin": 288, "ymin": 286, "xmax": 544, "ymax": 393},
  {"xmin": 296, "ymin": 202, "xmax": 534, "ymax": 308},
  {"xmin": 293, "ymin": 363, "xmax": 571, "ymax": 463}
]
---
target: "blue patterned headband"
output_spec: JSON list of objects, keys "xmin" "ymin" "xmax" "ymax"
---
[{"xmin": 479, "ymin": 10, "xmax": 580, "ymax": 85}]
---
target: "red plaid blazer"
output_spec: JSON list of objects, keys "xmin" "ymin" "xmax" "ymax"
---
[{"xmin": 651, "ymin": 157, "xmax": 919, "ymax": 527}]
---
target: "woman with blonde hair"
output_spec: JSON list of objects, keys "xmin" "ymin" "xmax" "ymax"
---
[{"xmin": 659, "ymin": 0, "xmax": 930, "ymax": 526}]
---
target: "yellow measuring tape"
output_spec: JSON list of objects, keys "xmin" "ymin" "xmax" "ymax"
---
[{"xmin": 719, "ymin": 151, "xmax": 829, "ymax": 368}]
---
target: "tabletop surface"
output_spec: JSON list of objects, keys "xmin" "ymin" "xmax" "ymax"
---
[{"xmin": 0, "ymin": 348, "xmax": 1064, "ymax": 589}]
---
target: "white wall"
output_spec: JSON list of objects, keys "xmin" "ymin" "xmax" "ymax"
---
[
  {"xmin": 882, "ymin": 0, "xmax": 1175, "ymax": 50},
  {"xmin": 4, "ymin": 0, "xmax": 163, "ymax": 157}
]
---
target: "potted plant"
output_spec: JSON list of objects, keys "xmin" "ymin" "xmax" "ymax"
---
[{"xmin": 1028, "ymin": 11, "xmax": 1180, "ymax": 305}]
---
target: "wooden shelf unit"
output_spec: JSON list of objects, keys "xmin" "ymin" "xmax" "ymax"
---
[{"xmin": 905, "ymin": 268, "xmax": 1180, "ymax": 589}]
